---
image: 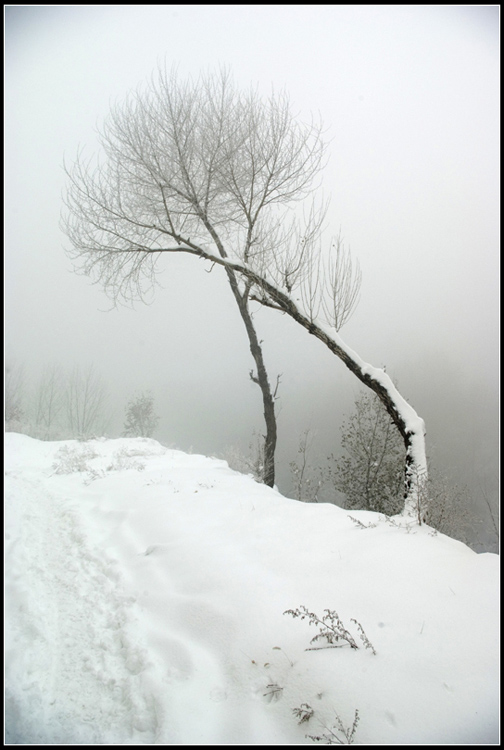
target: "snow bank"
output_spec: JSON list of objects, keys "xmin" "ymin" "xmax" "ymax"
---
[{"xmin": 5, "ymin": 434, "xmax": 499, "ymax": 744}]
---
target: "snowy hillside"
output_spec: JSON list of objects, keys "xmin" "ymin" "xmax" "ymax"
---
[{"xmin": 5, "ymin": 434, "xmax": 499, "ymax": 744}]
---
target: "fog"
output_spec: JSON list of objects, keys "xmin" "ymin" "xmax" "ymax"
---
[{"xmin": 5, "ymin": 6, "xmax": 499, "ymax": 546}]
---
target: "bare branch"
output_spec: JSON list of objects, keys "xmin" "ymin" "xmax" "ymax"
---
[{"xmin": 321, "ymin": 234, "xmax": 362, "ymax": 331}]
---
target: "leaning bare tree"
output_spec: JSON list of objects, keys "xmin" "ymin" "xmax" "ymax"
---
[
  {"xmin": 63, "ymin": 68, "xmax": 327, "ymax": 487},
  {"xmin": 63, "ymin": 67, "xmax": 427, "ymax": 518}
]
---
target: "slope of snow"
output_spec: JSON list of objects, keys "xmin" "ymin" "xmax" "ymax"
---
[{"xmin": 5, "ymin": 434, "xmax": 499, "ymax": 744}]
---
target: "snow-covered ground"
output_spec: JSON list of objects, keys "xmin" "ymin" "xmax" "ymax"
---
[{"xmin": 5, "ymin": 433, "xmax": 499, "ymax": 744}]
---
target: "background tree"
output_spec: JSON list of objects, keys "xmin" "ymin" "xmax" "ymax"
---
[
  {"xmin": 65, "ymin": 365, "xmax": 109, "ymax": 438},
  {"xmin": 33, "ymin": 364, "xmax": 64, "ymax": 439},
  {"xmin": 289, "ymin": 429, "xmax": 323, "ymax": 503},
  {"xmin": 63, "ymin": 68, "xmax": 330, "ymax": 488},
  {"xmin": 329, "ymin": 390, "xmax": 404, "ymax": 515},
  {"xmin": 123, "ymin": 392, "xmax": 159, "ymax": 438},
  {"xmin": 5, "ymin": 362, "xmax": 25, "ymax": 431},
  {"xmin": 330, "ymin": 389, "xmax": 476, "ymax": 542},
  {"xmin": 481, "ymin": 487, "xmax": 499, "ymax": 549},
  {"xmin": 63, "ymin": 66, "xmax": 427, "ymax": 517},
  {"xmin": 421, "ymin": 471, "xmax": 476, "ymax": 544}
]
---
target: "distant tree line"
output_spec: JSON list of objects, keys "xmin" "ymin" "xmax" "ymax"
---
[
  {"xmin": 5, "ymin": 359, "xmax": 497, "ymax": 551},
  {"xmin": 4, "ymin": 361, "xmax": 159, "ymax": 441}
]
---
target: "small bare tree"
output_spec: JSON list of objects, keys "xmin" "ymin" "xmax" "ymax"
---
[
  {"xmin": 289, "ymin": 429, "xmax": 323, "ymax": 503},
  {"xmin": 5, "ymin": 362, "xmax": 26, "ymax": 431},
  {"xmin": 63, "ymin": 68, "xmax": 334, "ymax": 488},
  {"xmin": 65, "ymin": 365, "xmax": 109, "ymax": 439},
  {"xmin": 33, "ymin": 364, "xmax": 64, "ymax": 439},
  {"xmin": 329, "ymin": 390, "xmax": 405, "ymax": 514},
  {"xmin": 63, "ymin": 67, "xmax": 427, "ymax": 517},
  {"xmin": 421, "ymin": 471, "xmax": 476, "ymax": 543}
]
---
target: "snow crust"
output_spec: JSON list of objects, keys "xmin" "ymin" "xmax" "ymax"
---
[{"xmin": 5, "ymin": 434, "xmax": 499, "ymax": 744}]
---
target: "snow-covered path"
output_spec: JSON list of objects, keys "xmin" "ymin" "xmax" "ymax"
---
[
  {"xmin": 5, "ymin": 437, "xmax": 294, "ymax": 744},
  {"xmin": 5, "ymin": 460, "xmax": 158, "ymax": 744},
  {"xmin": 5, "ymin": 435, "xmax": 499, "ymax": 744}
]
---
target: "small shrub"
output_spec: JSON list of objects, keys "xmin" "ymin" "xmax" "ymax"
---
[
  {"xmin": 123, "ymin": 392, "xmax": 159, "ymax": 438},
  {"xmin": 221, "ymin": 433, "xmax": 265, "ymax": 482},
  {"xmin": 107, "ymin": 448, "xmax": 145, "ymax": 472},
  {"xmin": 52, "ymin": 444, "xmax": 97, "ymax": 474}
]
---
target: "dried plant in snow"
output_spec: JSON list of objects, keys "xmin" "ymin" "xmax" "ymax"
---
[
  {"xmin": 307, "ymin": 709, "xmax": 360, "ymax": 745},
  {"xmin": 347, "ymin": 515, "xmax": 378, "ymax": 530},
  {"xmin": 293, "ymin": 703, "xmax": 315, "ymax": 725},
  {"xmin": 284, "ymin": 606, "xmax": 376, "ymax": 654}
]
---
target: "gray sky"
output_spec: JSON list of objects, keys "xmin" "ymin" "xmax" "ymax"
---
[{"xmin": 5, "ymin": 5, "xmax": 499, "ymax": 506}]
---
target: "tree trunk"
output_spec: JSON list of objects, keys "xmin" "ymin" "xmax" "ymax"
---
[
  {"xmin": 224, "ymin": 268, "xmax": 277, "ymax": 487},
  {"xmin": 154, "ymin": 246, "xmax": 427, "ymax": 516},
  {"xmin": 237, "ymin": 292, "xmax": 277, "ymax": 488},
  {"xmin": 251, "ymin": 276, "xmax": 427, "ymax": 516},
  {"xmin": 199, "ymin": 218, "xmax": 278, "ymax": 487}
]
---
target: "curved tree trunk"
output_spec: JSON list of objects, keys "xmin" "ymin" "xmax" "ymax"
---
[
  {"xmin": 255, "ymin": 295, "xmax": 428, "ymax": 517},
  {"xmin": 155, "ymin": 244, "xmax": 427, "ymax": 516}
]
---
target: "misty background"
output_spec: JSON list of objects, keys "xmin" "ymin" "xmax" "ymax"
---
[{"xmin": 5, "ymin": 6, "xmax": 499, "ymax": 549}]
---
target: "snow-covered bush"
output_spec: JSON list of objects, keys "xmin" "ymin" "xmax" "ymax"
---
[{"xmin": 51, "ymin": 444, "xmax": 97, "ymax": 474}]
